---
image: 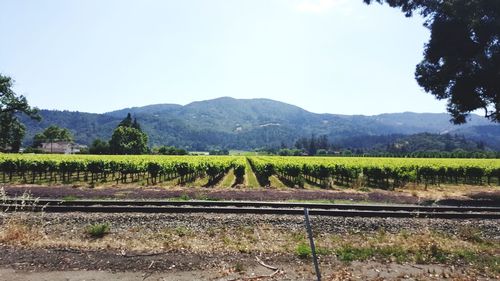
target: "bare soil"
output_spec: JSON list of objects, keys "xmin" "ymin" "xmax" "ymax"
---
[
  {"xmin": 0, "ymin": 249, "xmax": 495, "ymax": 281},
  {"xmin": 2, "ymin": 184, "xmax": 500, "ymax": 206}
]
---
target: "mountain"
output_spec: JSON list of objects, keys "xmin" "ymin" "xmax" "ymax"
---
[{"xmin": 18, "ymin": 97, "xmax": 500, "ymax": 151}]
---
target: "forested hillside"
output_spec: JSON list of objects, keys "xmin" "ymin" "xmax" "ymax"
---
[{"xmin": 18, "ymin": 97, "xmax": 500, "ymax": 151}]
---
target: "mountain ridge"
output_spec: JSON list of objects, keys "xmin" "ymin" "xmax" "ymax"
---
[{"xmin": 18, "ymin": 97, "xmax": 499, "ymax": 150}]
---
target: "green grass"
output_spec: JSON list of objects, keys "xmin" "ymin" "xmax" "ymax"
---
[
  {"xmin": 192, "ymin": 176, "xmax": 210, "ymax": 187},
  {"xmin": 244, "ymin": 159, "xmax": 260, "ymax": 188},
  {"xmin": 219, "ymin": 169, "xmax": 236, "ymax": 187},
  {"xmin": 295, "ymin": 242, "xmax": 331, "ymax": 259},
  {"xmin": 331, "ymin": 244, "xmax": 498, "ymax": 270},
  {"xmin": 86, "ymin": 223, "xmax": 110, "ymax": 238},
  {"xmin": 167, "ymin": 194, "xmax": 191, "ymax": 201},
  {"xmin": 296, "ymin": 243, "xmax": 312, "ymax": 259},
  {"xmin": 174, "ymin": 226, "xmax": 193, "ymax": 237},
  {"xmin": 62, "ymin": 195, "xmax": 79, "ymax": 202},
  {"xmin": 269, "ymin": 175, "xmax": 287, "ymax": 189}
]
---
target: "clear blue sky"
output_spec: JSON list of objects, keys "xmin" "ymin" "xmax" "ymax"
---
[{"xmin": 0, "ymin": 0, "xmax": 448, "ymax": 115}]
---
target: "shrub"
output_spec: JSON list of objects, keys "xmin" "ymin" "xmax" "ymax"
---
[{"xmin": 86, "ymin": 223, "xmax": 110, "ymax": 238}]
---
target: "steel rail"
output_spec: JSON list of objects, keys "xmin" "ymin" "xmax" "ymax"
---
[
  {"xmin": 2, "ymin": 198, "xmax": 499, "ymax": 213},
  {"xmin": 1, "ymin": 204, "xmax": 499, "ymax": 219}
]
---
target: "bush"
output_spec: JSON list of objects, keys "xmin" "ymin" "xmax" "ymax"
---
[{"xmin": 86, "ymin": 223, "xmax": 110, "ymax": 238}]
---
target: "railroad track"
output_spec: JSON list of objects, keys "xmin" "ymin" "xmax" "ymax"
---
[{"xmin": 1, "ymin": 199, "xmax": 499, "ymax": 219}]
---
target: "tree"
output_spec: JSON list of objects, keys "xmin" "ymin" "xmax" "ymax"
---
[
  {"xmin": 364, "ymin": 0, "xmax": 500, "ymax": 123},
  {"xmin": 108, "ymin": 114, "xmax": 149, "ymax": 155},
  {"xmin": 118, "ymin": 113, "xmax": 133, "ymax": 127},
  {"xmin": 157, "ymin": 145, "xmax": 188, "ymax": 155},
  {"xmin": 109, "ymin": 126, "xmax": 149, "ymax": 154},
  {"xmin": 89, "ymin": 139, "xmax": 110, "ymax": 154},
  {"xmin": 0, "ymin": 74, "xmax": 40, "ymax": 152},
  {"xmin": 33, "ymin": 125, "xmax": 73, "ymax": 148},
  {"xmin": 132, "ymin": 118, "xmax": 141, "ymax": 130}
]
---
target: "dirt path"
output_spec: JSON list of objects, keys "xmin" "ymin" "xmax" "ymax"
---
[
  {"xmin": 3, "ymin": 184, "xmax": 499, "ymax": 206},
  {"xmin": 0, "ymin": 261, "xmax": 494, "ymax": 281}
]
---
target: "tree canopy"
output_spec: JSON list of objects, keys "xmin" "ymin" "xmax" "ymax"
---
[
  {"xmin": 89, "ymin": 139, "xmax": 110, "ymax": 155},
  {"xmin": 108, "ymin": 113, "xmax": 149, "ymax": 154},
  {"xmin": 364, "ymin": 0, "xmax": 500, "ymax": 124},
  {"xmin": 109, "ymin": 126, "xmax": 149, "ymax": 155},
  {"xmin": 0, "ymin": 74, "xmax": 40, "ymax": 152},
  {"xmin": 33, "ymin": 125, "xmax": 74, "ymax": 147}
]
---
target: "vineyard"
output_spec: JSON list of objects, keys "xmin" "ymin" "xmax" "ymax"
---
[
  {"xmin": 0, "ymin": 154, "xmax": 245, "ymax": 187},
  {"xmin": 249, "ymin": 156, "xmax": 500, "ymax": 189},
  {"xmin": 0, "ymin": 154, "xmax": 499, "ymax": 189}
]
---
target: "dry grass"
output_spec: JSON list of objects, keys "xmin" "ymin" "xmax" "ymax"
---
[
  {"xmin": 0, "ymin": 212, "xmax": 497, "ymax": 275},
  {"xmin": 0, "ymin": 218, "xmax": 43, "ymax": 245},
  {"xmin": 395, "ymin": 183, "xmax": 500, "ymax": 200}
]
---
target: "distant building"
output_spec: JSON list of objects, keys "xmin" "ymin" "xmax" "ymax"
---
[{"xmin": 40, "ymin": 142, "xmax": 87, "ymax": 154}]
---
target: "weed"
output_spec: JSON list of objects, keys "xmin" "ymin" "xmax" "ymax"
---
[
  {"xmin": 222, "ymin": 235, "xmax": 232, "ymax": 245},
  {"xmin": 296, "ymin": 243, "xmax": 311, "ymax": 259},
  {"xmin": 359, "ymin": 186, "xmax": 371, "ymax": 192},
  {"xmin": 377, "ymin": 245, "xmax": 408, "ymax": 263},
  {"xmin": 0, "ymin": 221, "xmax": 33, "ymax": 244},
  {"xmin": 336, "ymin": 245, "xmax": 374, "ymax": 262},
  {"xmin": 207, "ymin": 227, "xmax": 217, "ymax": 238},
  {"xmin": 86, "ymin": 223, "xmax": 110, "ymax": 238},
  {"xmin": 400, "ymin": 229, "xmax": 410, "ymax": 239},
  {"xmin": 429, "ymin": 243, "xmax": 447, "ymax": 263},
  {"xmin": 291, "ymin": 232, "xmax": 306, "ymax": 243},
  {"xmin": 234, "ymin": 262, "xmax": 246, "ymax": 273},
  {"xmin": 174, "ymin": 226, "xmax": 192, "ymax": 237},
  {"xmin": 458, "ymin": 226, "xmax": 484, "ymax": 243},
  {"xmin": 62, "ymin": 195, "xmax": 78, "ymax": 202}
]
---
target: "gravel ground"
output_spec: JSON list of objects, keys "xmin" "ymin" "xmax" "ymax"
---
[
  {"xmin": 2, "ymin": 212, "xmax": 498, "ymax": 239},
  {"xmin": 0, "ymin": 212, "xmax": 498, "ymax": 280}
]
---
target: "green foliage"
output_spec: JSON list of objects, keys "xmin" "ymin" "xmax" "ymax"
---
[
  {"xmin": 17, "ymin": 98, "xmax": 500, "ymax": 151},
  {"xmin": 209, "ymin": 149, "xmax": 229, "ymax": 155},
  {"xmin": 295, "ymin": 135, "xmax": 329, "ymax": 155},
  {"xmin": 108, "ymin": 114, "xmax": 149, "ymax": 155},
  {"xmin": 109, "ymin": 125, "xmax": 148, "ymax": 155},
  {"xmin": 336, "ymin": 245, "xmax": 374, "ymax": 262},
  {"xmin": 249, "ymin": 156, "xmax": 500, "ymax": 188},
  {"xmin": 89, "ymin": 139, "xmax": 110, "ymax": 154},
  {"xmin": 365, "ymin": 0, "xmax": 500, "ymax": 124},
  {"xmin": 156, "ymin": 145, "xmax": 188, "ymax": 155},
  {"xmin": 33, "ymin": 125, "xmax": 73, "ymax": 147},
  {"xmin": 0, "ymin": 74, "xmax": 40, "ymax": 152},
  {"xmin": 0, "ymin": 154, "xmax": 246, "ymax": 186},
  {"xmin": 86, "ymin": 223, "xmax": 110, "ymax": 238},
  {"xmin": 296, "ymin": 243, "xmax": 311, "ymax": 259},
  {"xmin": 277, "ymin": 148, "xmax": 302, "ymax": 156}
]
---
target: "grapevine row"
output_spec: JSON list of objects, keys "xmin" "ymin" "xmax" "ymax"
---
[
  {"xmin": 248, "ymin": 156, "xmax": 500, "ymax": 189},
  {"xmin": 0, "ymin": 154, "xmax": 245, "ymax": 186}
]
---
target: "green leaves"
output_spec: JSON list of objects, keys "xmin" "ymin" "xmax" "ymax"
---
[
  {"xmin": 0, "ymin": 74, "xmax": 40, "ymax": 152},
  {"xmin": 109, "ymin": 126, "xmax": 149, "ymax": 155},
  {"xmin": 365, "ymin": 0, "xmax": 500, "ymax": 123}
]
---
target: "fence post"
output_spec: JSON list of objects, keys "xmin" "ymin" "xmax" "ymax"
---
[{"xmin": 304, "ymin": 208, "xmax": 321, "ymax": 281}]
